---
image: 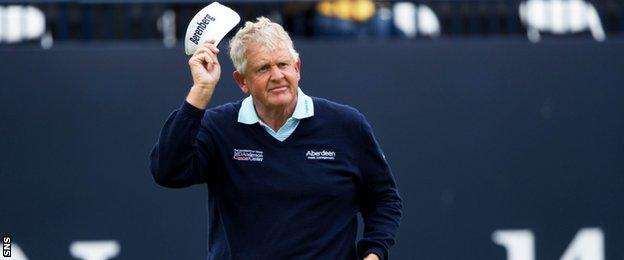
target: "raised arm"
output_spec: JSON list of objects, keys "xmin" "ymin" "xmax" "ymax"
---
[
  {"xmin": 186, "ymin": 39, "xmax": 221, "ymax": 109},
  {"xmin": 149, "ymin": 40, "xmax": 221, "ymax": 188}
]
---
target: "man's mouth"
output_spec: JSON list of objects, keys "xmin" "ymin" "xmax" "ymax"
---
[{"xmin": 269, "ymin": 86, "xmax": 289, "ymax": 92}]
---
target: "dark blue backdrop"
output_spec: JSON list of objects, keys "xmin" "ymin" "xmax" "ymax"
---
[{"xmin": 1, "ymin": 39, "xmax": 623, "ymax": 259}]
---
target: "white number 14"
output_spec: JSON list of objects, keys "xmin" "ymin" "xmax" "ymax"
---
[{"xmin": 492, "ymin": 228, "xmax": 604, "ymax": 260}]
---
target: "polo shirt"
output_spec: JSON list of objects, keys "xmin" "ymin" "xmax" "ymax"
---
[{"xmin": 237, "ymin": 88, "xmax": 314, "ymax": 141}]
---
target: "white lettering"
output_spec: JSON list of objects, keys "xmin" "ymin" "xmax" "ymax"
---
[
  {"xmin": 560, "ymin": 228, "xmax": 604, "ymax": 260},
  {"xmin": 6, "ymin": 243, "xmax": 27, "ymax": 260},
  {"xmin": 233, "ymin": 149, "xmax": 263, "ymax": 161},
  {"xmin": 492, "ymin": 230, "xmax": 535, "ymax": 260},
  {"xmin": 305, "ymin": 150, "xmax": 336, "ymax": 160},
  {"xmin": 70, "ymin": 241, "xmax": 120, "ymax": 260},
  {"xmin": 492, "ymin": 228, "xmax": 604, "ymax": 260}
]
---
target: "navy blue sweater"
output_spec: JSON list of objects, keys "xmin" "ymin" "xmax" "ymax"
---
[{"xmin": 150, "ymin": 97, "xmax": 402, "ymax": 260}]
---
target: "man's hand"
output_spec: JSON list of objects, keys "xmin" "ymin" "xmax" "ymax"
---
[
  {"xmin": 364, "ymin": 253, "xmax": 380, "ymax": 260},
  {"xmin": 186, "ymin": 39, "xmax": 221, "ymax": 109}
]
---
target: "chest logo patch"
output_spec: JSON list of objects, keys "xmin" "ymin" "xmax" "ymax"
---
[
  {"xmin": 233, "ymin": 149, "xmax": 263, "ymax": 162},
  {"xmin": 306, "ymin": 150, "xmax": 336, "ymax": 160}
]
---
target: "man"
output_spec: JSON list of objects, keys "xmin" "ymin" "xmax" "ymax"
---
[{"xmin": 150, "ymin": 17, "xmax": 401, "ymax": 260}]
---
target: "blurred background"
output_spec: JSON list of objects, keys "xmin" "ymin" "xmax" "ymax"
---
[{"xmin": 0, "ymin": 0, "xmax": 623, "ymax": 259}]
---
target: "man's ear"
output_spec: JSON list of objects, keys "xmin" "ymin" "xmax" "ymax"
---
[
  {"xmin": 294, "ymin": 59, "xmax": 301, "ymax": 81},
  {"xmin": 233, "ymin": 71, "xmax": 249, "ymax": 94},
  {"xmin": 295, "ymin": 59, "xmax": 301, "ymax": 73}
]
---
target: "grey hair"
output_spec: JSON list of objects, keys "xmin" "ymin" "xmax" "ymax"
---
[{"xmin": 229, "ymin": 17, "xmax": 299, "ymax": 76}]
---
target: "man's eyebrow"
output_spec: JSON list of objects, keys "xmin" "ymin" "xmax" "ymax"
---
[
  {"xmin": 250, "ymin": 57, "xmax": 291, "ymax": 69},
  {"xmin": 250, "ymin": 59, "xmax": 269, "ymax": 67},
  {"xmin": 253, "ymin": 62, "xmax": 269, "ymax": 69}
]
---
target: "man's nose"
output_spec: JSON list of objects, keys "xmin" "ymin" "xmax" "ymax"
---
[{"xmin": 269, "ymin": 65, "xmax": 285, "ymax": 80}]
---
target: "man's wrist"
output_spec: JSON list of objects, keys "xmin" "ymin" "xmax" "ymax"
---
[
  {"xmin": 363, "ymin": 246, "xmax": 385, "ymax": 260},
  {"xmin": 186, "ymin": 85, "xmax": 215, "ymax": 109},
  {"xmin": 364, "ymin": 252, "xmax": 381, "ymax": 260}
]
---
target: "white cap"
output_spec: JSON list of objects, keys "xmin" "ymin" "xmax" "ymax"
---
[{"xmin": 184, "ymin": 2, "xmax": 241, "ymax": 55}]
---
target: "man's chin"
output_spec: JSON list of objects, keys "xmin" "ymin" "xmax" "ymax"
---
[{"xmin": 267, "ymin": 94, "xmax": 295, "ymax": 108}]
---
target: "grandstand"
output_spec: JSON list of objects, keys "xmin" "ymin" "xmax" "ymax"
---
[{"xmin": 1, "ymin": 0, "xmax": 623, "ymax": 46}]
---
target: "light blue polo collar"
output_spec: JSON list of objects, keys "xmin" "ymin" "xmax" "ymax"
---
[{"xmin": 237, "ymin": 87, "xmax": 314, "ymax": 124}]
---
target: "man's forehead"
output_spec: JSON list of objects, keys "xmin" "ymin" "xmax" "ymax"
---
[{"xmin": 246, "ymin": 44, "xmax": 292, "ymax": 64}]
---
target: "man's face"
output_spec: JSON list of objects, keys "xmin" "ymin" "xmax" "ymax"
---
[{"xmin": 234, "ymin": 44, "xmax": 301, "ymax": 110}]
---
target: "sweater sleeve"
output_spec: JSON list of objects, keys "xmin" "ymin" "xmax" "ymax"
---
[
  {"xmin": 149, "ymin": 101, "xmax": 217, "ymax": 188},
  {"xmin": 355, "ymin": 113, "xmax": 403, "ymax": 260}
]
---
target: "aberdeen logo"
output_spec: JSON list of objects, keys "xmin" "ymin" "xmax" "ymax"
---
[
  {"xmin": 233, "ymin": 149, "xmax": 263, "ymax": 162},
  {"xmin": 306, "ymin": 150, "xmax": 335, "ymax": 160}
]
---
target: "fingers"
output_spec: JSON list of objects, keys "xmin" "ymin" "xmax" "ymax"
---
[
  {"xmin": 189, "ymin": 40, "xmax": 220, "ymax": 68},
  {"xmin": 194, "ymin": 40, "xmax": 220, "ymax": 57},
  {"xmin": 204, "ymin": 39, "xmax": 220, "ymax": 53}
]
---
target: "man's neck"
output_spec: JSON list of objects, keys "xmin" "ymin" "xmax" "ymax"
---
[{"xmin": 254, "ymin": 94, "xmax": 298, "ymax": 132}]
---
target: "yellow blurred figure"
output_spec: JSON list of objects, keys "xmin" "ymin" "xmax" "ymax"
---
[
  {"xmin": 317, "ymin": 0, "xmax": 333, "ymax": 17},
  {"xmin": 333, "ymin": 0, "xmax": 352, "ymax": 20},
  {"xmin": 316, "ymin": 0, "xmax": 376, "ymax": 22},
  {"xmin": 351, "ymin": 0, "xmax": 375, "ymax": 22}
]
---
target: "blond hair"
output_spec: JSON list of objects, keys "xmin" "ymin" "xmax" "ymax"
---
[{"xmin": 229, "ymin": 17, "xmax": 299, "ymax": 75}]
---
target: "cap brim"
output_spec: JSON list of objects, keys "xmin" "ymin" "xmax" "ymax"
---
[{"xmin": 184, "ymin": 2, "xmax": 241, "ymax": 56}]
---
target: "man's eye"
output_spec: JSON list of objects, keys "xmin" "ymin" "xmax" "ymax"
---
[
  {"xmin": 278, "ymin": 63, "xmax": 289, "ymax": 69},
  {"xmin": 258, "ymin": 66, "xmax": 269, "ymax": 72}
]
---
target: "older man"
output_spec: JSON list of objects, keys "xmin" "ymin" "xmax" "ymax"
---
[{"xmin": 150, "ymin": 17, "xmax": 402, "ymax": 260}]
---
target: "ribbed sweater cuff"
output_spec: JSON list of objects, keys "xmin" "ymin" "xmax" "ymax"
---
[
  {"xmin": 180, "ymin": 101, "xmax": 205, "ymax": 119},
  {"xmin": 364, "ymin": 247, "xmax": 385, "ymax": 260}
]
